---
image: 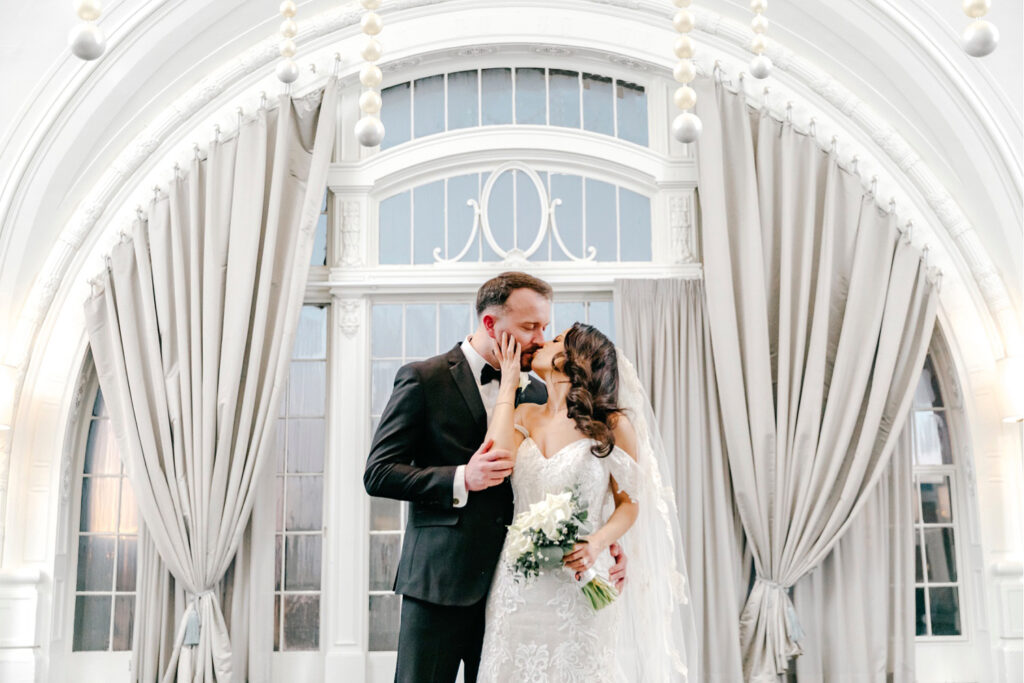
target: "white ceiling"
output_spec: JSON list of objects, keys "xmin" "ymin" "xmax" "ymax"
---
[{"xmin": 0, "ymin": 0, "xmax": 1021, "ymax": 357}]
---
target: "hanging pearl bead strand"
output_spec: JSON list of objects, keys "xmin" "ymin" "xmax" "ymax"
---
[
  {"xmin": 69, "ymin": 0, "xmax": 106, "ymax": 61},
  {"xmin": 276, "ymin": 1, "xmax": 301, "ymax": 83},
  {"xmin": 961, "ymin": 0, "xmax": 999, "ymax": 57},
  {"xmin": 670, "ymin": 0, "xmax": 702, "ymax": 143},
  {"xmin": 355, "ymin": 0, "xmax": 386, "ymax": 147},
  {"xmin": 749, "ymin": 0, "xmax": 772, "ymax": 79}
]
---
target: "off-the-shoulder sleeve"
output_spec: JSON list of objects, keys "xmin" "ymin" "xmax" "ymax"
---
[{"xmin": 606, "ymin": 447, "xmax": 641, "ymax": 501}]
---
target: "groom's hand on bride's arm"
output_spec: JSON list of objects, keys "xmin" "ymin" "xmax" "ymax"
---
[
  {"xmin": 609, "ymin": 543, "xmax": 628, "ymax": 592},
  {"xmin": 465, "ymin": 438, "xmax": 514, "ymax": 491}
]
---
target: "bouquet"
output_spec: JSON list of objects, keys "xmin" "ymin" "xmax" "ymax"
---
[{"xmin": 503, "ymin": 488, "xmax": 619, "ymax": 610}]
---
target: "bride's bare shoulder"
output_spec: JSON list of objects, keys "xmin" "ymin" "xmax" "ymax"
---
[{"xmin": 613, "ymin": 414, "xmax": 638, "ymax": 461}]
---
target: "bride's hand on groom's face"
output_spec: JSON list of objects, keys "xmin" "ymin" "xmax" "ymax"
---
[{"xmin": 497, "ymin": 332, "xmax": 522, "ymax": 390}]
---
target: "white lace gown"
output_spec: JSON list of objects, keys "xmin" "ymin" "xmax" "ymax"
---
[{"xmin": 477, "ymin": 434, "xmax": 638, "ymax": 683}]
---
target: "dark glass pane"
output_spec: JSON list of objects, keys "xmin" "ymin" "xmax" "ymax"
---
[
  {"xmin": 582, "ymin": 73, "xmax": 614, "ymax": 136},
  {"xmin": 369, "ymin": 594, "xmax": 401, "ymax": 651},
  {"xmin": 481, "ymin": 68, "xmax": 513, "ymax": 125},
  {"xmin": 80, "ymin": 477, "xmax": 119, "ymax": 532},
  {"xmin": 284, "ymin": 534, "xmax": 323, "ymax": 591},
  {"xmin": 371, "ymin": 498, "xmax": 403, "ymax": 532},
  {"xmin": 924, "ymin": 528, "xmax": 957, "ymax": 583},
  {"xmin": 77, "ymin": 534, "xmax": 115, "ymax": 591},
  {"xmin": 116, "ymin": 536, "xmax": 137, "ymax": 592},
  {"xmin": 380, "ymin": 82, "xmax": 411, "ymax": 150},
  {"xmin": 84, "ymin": 419, "xmax": 119, "ymax": 475},
  {"xmin": 379, "ymin": 191, "xmax": 411, "ymax": 265},
  {"xmin": 549, "ymin": 70, "xmax": 580, "ymax": 128},
  {"xmin": 405, "ymin": 304, "xmax": 438, "ymax": 359},
  {"xmin": 929, "ymin": 587, "xmax": 961, "ymax": 635},
  {"xmin": 616, "ymin": 80, "xmax": 648, "ymax": 146},
  {"xmin": 285, "ymin": 477, "xmax": 323, "ymax": 531},
  {"xmin": 273, "ymin": 595, "xmax": 281, "ymax": 651},
  {"xmin": 287, "ymin": 418, "xmax": 325, "ymax": 474},
  {"xmin": 73, "ymin": 595, "xmax": 111, "ymax": 651},
  {"xmin": 275, "ymin": 534, "xmax": 283, "ymax": 591},
  {"xmin": 914, "ymin": 355, "xmax": 943, "ymax": 409},
  {"xmin": 913, "ymin": 411, "xmax": 953, "ymax": 465},
  {"xmin": 618, "ymin": 188, "xmax": 651, "ymax": 261},
  {"xmin": 514, "ymin": 68, "xmax": 546, "ymax": 125},
  {"xmin": 914, "ymin": 531, "xmax": 924, "ymax": 583},
  {"xmin": 920, "ymin": 474, "xmax": 953, "ymax": 523},
  {"xmin": 446, "ymin": 174, "xmax": 480, "ymax": 262},
  {"xmin": 413, "ymin": 75, "xmax": 445, "ymax": 138},
  {"xmin": 112, "ymin": 596, "xmax": 134, "ymax": 651},
  {"xmin": 293, "ymin": 306, "xmax": 327, "ymax": 360},
  {"xmin": 288, "ymin": 361, "xmax": 325, "ymax": 417},
  {"xmin": 283, "ymin": 595, "xmax": 320, "ymax": 650},
  {"xmin": 369, "ymin": 534, "xmax": 402, "ymax": 592},
  {"xmin": 371, "ymin": 304, "xmax": 403, "ymax": 357},
  {"xmin": 586, "ymin": 178, "xmax": 617, "ymax": 261},
  {"xmin": 447, "ymin": 70, "xmax": 479, "ymax": 130},
  {"xmin": 413, "ymin": 180, "xmax": 445, "ymax": 265},
  {"xmin": 915, "ymin": 587, "xmax": 927, "ymax": 636},
  {"xmin": 550, "ymin": 175, "xmax": 583, "ymax": 262}
]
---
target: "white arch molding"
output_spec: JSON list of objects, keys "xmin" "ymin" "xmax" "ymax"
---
[{"xmin": 0, "ymin": 3, "xmax": 1018, "ymax": 681}]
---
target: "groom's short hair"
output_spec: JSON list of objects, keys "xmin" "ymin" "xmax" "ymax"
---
[{"xmin": 476, "ymin": 272, "xmax": 553, "ymax": 316}]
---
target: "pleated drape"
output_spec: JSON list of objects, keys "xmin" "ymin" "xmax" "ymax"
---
[
  {"xmin": 694, "ymin": 79, "xmax": 939, "ymax": 681},
  {"xmin": 84, "ymin": 79, "xmax": 338, "ymax": 682}
]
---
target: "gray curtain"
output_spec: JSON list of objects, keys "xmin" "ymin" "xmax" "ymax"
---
[
  {"xmin": 695, "ymin": 79, "xmax": 939, "ymax": 680},
  {"xmin": 84, "ymin": 79, "xmax": 338, "ymax": 682},
  {"xmin": 615, "ymin": 278, "xmax": 747, "ymax": 682},
  {"xmin": 792, "ymin": 423, "xmax": 916, "ymax": 682}
]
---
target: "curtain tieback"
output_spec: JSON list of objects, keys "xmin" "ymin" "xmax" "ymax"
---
[
  {"xmin": 183, "ymin": 589, "xmax": 218, "ymax": 647},
  {"xmin": 753, "ymin": 575, "xmax": 806, "ymax": 645}
]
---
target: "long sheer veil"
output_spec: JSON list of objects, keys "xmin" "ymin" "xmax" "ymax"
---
[{"xmin": 613, "ymin": 349, "xmax": 700, "ymax": 682}]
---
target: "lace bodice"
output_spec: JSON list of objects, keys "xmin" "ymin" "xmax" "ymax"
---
[{"xmin": 477, "ymin": 435, "xmax": 639, "ymax": 683}]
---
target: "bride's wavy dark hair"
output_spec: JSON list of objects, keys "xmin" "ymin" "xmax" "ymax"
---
[{"xmin": 554, "ymin": 323, "xmax": 622, "ymax": 458}]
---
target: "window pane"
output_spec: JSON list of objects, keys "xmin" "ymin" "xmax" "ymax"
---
[
  {"xmin": 293, "ymin": 306, "xmax": 327, "ymax": 359},
  {"xmin": 485, "ymin": 170, "xmax": 514, "ymax": 259},
  {"xmin": 914, "ymin": 531, "xmax": 924, "ymax": 583},
  {"xmin": 84, "ymin": 420, "xmax": 119, "ymax": 475},
  {"xmin": 379, "ymin": 191, "xmax": 411, "ymax": 265},
  {"xmin": 311, "ymin": 212, "xmax": 328, "ymax": 267},
  {"xmin": 91, "ymin": 391, "xmax": 107, "ymax": 418},
  {"xmin": 586, "ymin": 178, "xmax": 617, "ymax": 261},
  {"xmin": 371, "ymin": 360, "xmax": 402, "ymax": 416},
  {"xmin": 914, "ymin": 355, "xmax": 943, "ymax": 409},
  {"xmin": 275, "ymin": 534, "xmax": 283, "ymax": 590},
  {"xmin": 288, "ymin": 362, "xmax": 325, "ymax": 417},
  {"xmin": 372, "ymin": 304, "xmax": 403, "ymax": 357},
  {"xmin": 516, "ymin": 170, "xmax": 544, "ymax": 253},
  {"xmin": 284, "ymin": 534, "xmax": 322, "ymax": 591},
  {"xmin": 287, "ymin": 418, "xmax": 325, "ymax": 474},
  {"xmin": 446, "ymin": 174, "xmax": 479, "ymax": 261},
  {"xmin": 549, "ymin": 70, "xmax": 580, "ymax": 128},
  {"xmin": 405, "ymin": 304, "xmax": 438, "ymax": 359},
  {"xmin": 282, "ymin": 595, "xmax": 321, "ymax": 650},
  {"xmin": 80, "ymin": 477, "xmax": 120, "ymax": 533},
  {"xmin": 439, "ymin": 304, "xmax": 473, "ymax": 347},
  {"xmin": 913, "ymin": 481, "xmax": 921, "ymax": 523},
  {"xmin": 116, "ymin": 536, "xmax": 137, "ymax": 592},
  {"xmin": 77, "ymin": 535, "xmax": 115, "ymax": 591},
  {"xmin": 616, "ymin": 80, "xmax": 648, "ymax": 146},
  {"xmin": 371, "ymin": 498, "xmax": 402, "ymax": 531},
  {"xmin": 550, "ymin": 174, "xmax": 583, "ymax": 262},
  {"xmin": 112, "ymin": 595, "xmax": 134, "ymax": 651},
  {"xmin": 481, "ymin": 68, "xmax": 513, "ymax": 125},
  {"xmin": 414, "ymin": 75, "xmax": 445, "ymax": 138},
  {"xmin": 913, "ymin": 411, "xmax": 953, "ymax": 465},
  {"xmin": 285, "ymin": 477, "xmax": 323, "ymax": 531},
  {"xmin": 514, "ymin": 68, "xmax": 546, "ymax": 125},
  {"xmin": 915, "ymin": 587, "xmax": 927, "ymax": 636},
  {"xmin": 619, "ymin": 188, "xmax": 651, "ymax": 261},
  {"xmin": 582, "ymin": 73, "xmax": 614, "ymax": 136},
  {"xmin": 119, "ymin": 479, "xmax": 137, "ymax": 534},
  {"xmin": 273, "ymin": 594, "xmax": 281, "ymax": 650},
  {"xmin": 919, "ymin": 474, "xmax": 953, "ymax": 523},
  {"xmin": 554, "ymin": 302, "xmax": 587, "ymax": 338},
  {"xmin": 381, "ymin": 82, "xmax": 411, "ymax": 150},
  {"xmin": 924, "ymin": 528, "xmax": 957, "ymax": 583},
  {"xmin": 413, "ymin": 180, "xmax": 445, "ymax": 265},
  {"xmin": 588, "ymin": 301, "xmax": 614, "ymax": 342},
  {"xmin": 369, "ymin": 594, "xmax": 401, "ymax": 651},
  {"xmin": 929, "ymin": 587, "xmax": 961, "ymax": 635},
  {"xmin": 73, "ymin": 596, "xmax": 111, "ymax": 651},
  {"xmin": 447, "ymin": 70, "xmax": 479, "ymax": 130},
  {"xmin": 369, "ymin": 534, "xmax": 402, "ymax": 592}
]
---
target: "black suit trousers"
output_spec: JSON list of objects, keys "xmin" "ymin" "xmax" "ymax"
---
[{"xmin": 394, "ymin": 594, "xmax": 488, "ymax": 683}]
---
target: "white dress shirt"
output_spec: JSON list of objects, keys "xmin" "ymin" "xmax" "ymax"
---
[{"xmin": 452, "ymin": 336, "xmax": 501, "ymax": 508}]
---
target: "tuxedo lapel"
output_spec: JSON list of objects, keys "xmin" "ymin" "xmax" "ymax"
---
[{"xmin": 447, "ymin": 345, "xmax": 487, "ymax": 429}]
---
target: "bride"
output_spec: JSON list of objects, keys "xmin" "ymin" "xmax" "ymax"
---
[{"xmin": 476, "ymin": 323, "xmax": 697, "ymax": 682}]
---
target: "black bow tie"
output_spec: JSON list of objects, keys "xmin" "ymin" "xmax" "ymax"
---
[{"xmin": 479, "ymin": 364, "xmax": 502, "ymax": 385}]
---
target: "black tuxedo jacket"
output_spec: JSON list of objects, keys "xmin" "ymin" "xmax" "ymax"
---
[{"xmin": 363, "ymin": 343, "xmax": 548, "ymax": 606}]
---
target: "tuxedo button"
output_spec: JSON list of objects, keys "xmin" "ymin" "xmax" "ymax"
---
[{"xmin": 453, "ymin": 498, "xmax": 462, "ymax": 506}]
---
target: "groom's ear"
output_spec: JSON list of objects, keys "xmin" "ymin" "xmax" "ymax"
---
[{"xmin": 482, "ymin": 314, "xmax": 497, "ymax": 337}]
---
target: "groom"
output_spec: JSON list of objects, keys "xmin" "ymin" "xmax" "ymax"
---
[{"xmin": 364, "ymin": 272, "xmax": 626, "ymax": 682}]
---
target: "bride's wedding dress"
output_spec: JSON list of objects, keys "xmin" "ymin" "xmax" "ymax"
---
[{"xmin": 477, "ymin": 432, "xmax": 639, "ymax": 683}]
